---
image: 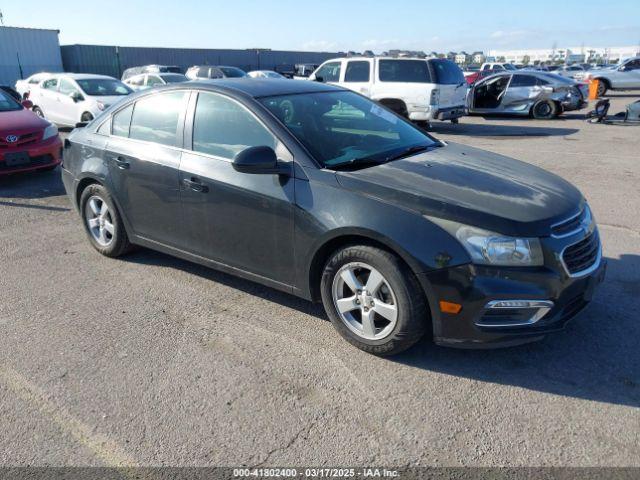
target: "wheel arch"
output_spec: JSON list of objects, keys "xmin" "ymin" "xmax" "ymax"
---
[
  {"xmin": 376, "ymin": 98, "xmax": 409, "ymax": 116},
  {"xmin": 75, "ymin": 175, "xmax": 103, "ymax": 208},
  {"xmin": 307, "ymin": 230, "xmax": 424, "ymax": 303}
]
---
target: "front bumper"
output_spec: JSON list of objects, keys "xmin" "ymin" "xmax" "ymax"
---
[
  {"xmin": 418, "ymin": 240, "xmax": 606, "ymax": 348},
  {"xmin": 0, "ymin": 136, "xmax": 62, "ymax": 175}
]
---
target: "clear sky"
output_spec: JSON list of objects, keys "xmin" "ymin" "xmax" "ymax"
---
[{"xmin": 2, "ymin": 0, "xmax": 639, "ymax": 52}]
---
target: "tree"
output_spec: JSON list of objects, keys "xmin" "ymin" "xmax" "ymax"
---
[{"xmin": 522, "ymin": 55, "xmax": 531, "ymax": 65}]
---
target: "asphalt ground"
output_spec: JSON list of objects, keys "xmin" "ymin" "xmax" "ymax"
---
[{"xmin": 0, "ymin": 92, "xmax": 638, "ymax": 468}]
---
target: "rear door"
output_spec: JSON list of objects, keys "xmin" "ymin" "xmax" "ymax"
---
[
  {"xmin": 179, "ymin": 90, "xmax": 295, "ymax": 284},
  {"xmin": 621, "ymin": 59, "xmax": 640, "ymax": 88},
  {"xmin": 501, "ymin": 74, "xmax": 539, "ymax": 112},
  {"xmin": 428, "ymin": 59, "xmax": 467, "ymax": 108},
  {"xmin": 104, "ymin": 90, "xmax": 190, "ymax": 248},
  {"xmin": 36, "ymin": 78, "xmax": 61, "ymax": 123},
  {"xmin": 342, "ymin": 59, "xmax": 373, "ymax": 96}
]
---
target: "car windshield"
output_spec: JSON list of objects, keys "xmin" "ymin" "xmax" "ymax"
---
[
  {"xmin": 261, "ymin": 91, "xmax": 438, "ymax": 168},
  {"xmin": 76, "ymin": 79, "xmax": 132, "ymax": 96},
  {"xmin": 220, "ymin": 67, "xmax": 247, "ymax": 78},
  {"xmin": 0, "ymin": 90, "xmax": 22, "ymax": 112},
  {"xmin": 160, "ymin": 74, "xmax": 188, "ymax": 83}
]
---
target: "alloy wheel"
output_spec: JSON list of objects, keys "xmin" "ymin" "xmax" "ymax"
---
[
  {"xmin": 84, "ymin": 196, "xmax": 115, "ymax": 247},
  {"xmin": 331, "ymin": 262, "xmax": 398, "ymax": 340}
]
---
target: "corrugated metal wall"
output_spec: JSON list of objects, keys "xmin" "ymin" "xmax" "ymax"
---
[
  {"xmin": 0, "ymin": 27, "xmax": 63, "ymax": 85},
  {"xmin": 61, "ymin": 44, "xmax": 342, "ymax": 78}
]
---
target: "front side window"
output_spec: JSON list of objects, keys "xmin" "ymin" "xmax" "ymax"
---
[
  {"xmin": 192, "ymin": 92, "xmax": 275, "ymax": 159},
  {"xmin": 315, "ymin": 62, "xmax": 341, "ymax": 82},
  {"xmin": 379, "ymin": 60, "xmax": 432, "ymax": 83},
  {"xmin": 59, "ymin": 78, "xmax": 79, "ymax": 96},
  {"xmin": 261, "ymin": 91, "xmax": 437, "ymax": 168},
  {"xmin": 129, "ymin": 91, "xmax": 186, "ymax": 147},
  {"xmin": 112, "ymin": 104, "xmax": 134, "ymax": 137},
  {"xmin": 76, "ymin": 79, "xmax": 132, "ymax": 96},
  {"xmin": 344, "ymin": 61, "xmax": 371, "ymax": 82}
]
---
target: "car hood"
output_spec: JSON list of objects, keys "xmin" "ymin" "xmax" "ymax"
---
[
  {"xmin": 0, "ymin": 107, "xmax": 48, "ymax": 133},
  {"xmin": 335, "ymin": 142, "xmax": 584, "ymax": 237}
]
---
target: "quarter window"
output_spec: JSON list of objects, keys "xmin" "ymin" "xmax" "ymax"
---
[
  {"xmin": 112, "ymin": 104, "xmax": 134, "ymax": 138},
  {"xmin": 344, "ymin": 61, "xmax": 371, "ymax": 82},
  {"xmin": 129, "ymin": 91, "xmax": 187, "ymax": 147},
  {"xmin": 192, "ymin": 92, "xmax": 275, "ymax": 160},
  {"xmin": 315, "ymin": 62, "xmax": 341, "ymax": 82}
]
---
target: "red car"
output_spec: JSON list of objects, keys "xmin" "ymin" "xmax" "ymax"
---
[{"xmin": 0, "ymin": 88, "xmax": 62, "ymax": 175}]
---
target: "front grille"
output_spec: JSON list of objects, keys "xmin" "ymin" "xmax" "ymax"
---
[
  {"xmin": 562, "ymin": 231, "xmax": 600, "ymax": 275},
  {"xmin": 552, "ymin": 208, "xmax": 587, "ymax": 237},
  {"xmin": 0, "ymin": 154, "xmax": 53, "ymax": 172},
  {"xmin": 0, "ymin": 131, "xmax": 42, "ymax": 149}
]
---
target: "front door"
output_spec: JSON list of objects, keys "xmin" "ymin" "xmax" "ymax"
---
[
  {"xmin": 179, "ymin": 91, "xmax": 295, "ymax": 285},
  {"xmin": 104, "ymin": 90, "xmax": 189, "ymax": 248}
]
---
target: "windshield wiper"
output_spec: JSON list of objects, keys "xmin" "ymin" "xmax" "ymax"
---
[
  {"xmin": 328, "ymin": 157, "xmax": 388, "ymax": 171},
  {"xmin": 383, "ymin": 144, "xmax": 438, "ymax": 162}
]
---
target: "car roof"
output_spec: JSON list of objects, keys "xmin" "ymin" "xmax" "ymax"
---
[
  {"xmin": 185, "ymin": 78, "xmax": 344, "ymax": 98},
  {"xmin": 55, "ymin": 73, "xmax": 117, "ymax": 80}
]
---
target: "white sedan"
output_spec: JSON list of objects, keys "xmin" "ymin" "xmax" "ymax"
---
[{"xmin": 29, "ymin": 73, "xmax": 132, "ymax": 127}]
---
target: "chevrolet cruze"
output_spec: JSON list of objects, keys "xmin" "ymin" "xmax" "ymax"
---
[{"xmin": 61, "ymin": 80, "xmax": 605, "ymax": 355}]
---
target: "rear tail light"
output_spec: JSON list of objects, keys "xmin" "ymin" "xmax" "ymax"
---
[{"xmin": 430, "ymin": 89, "xmax": 440, "ymax": 105}]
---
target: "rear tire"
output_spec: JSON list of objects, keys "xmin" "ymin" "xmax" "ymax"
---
[
  {"xmin": 320, "ymin": 245, "xmax": 428, "ymax": 356},
  {"xmin": 81, "ymin": 112, "xmax": 94, "ymax": 123},
  {"xmin": 80, "ymin": 184, "xmax": 132, "ymax": 258},
  {"xmin": 531, "ymin": 100, "xmax": 558, "ymax": 119}
]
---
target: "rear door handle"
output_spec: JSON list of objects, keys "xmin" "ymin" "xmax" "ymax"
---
[
  {"xmin": 114, "ymin": 156, "xmax": 130, "ymax": 169},
  {"xmin": 182, "ymin": 177, "xmax": 208, "ymax": 193}
]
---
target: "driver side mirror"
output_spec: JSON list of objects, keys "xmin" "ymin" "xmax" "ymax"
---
[
  {"xmin": 312, "ymin": 74, "xmax": 324, "ymax": 83},
  {"xmin": 21, "ymin": 99, "xmax": 33, "ymax": 109},
  {"xmin": 69, "ymin": 91, "xmax": 84, "ymax": 102},
  {"xmin": 618, "ymin": 65, "xmax": 629, "ymax": 72},
  {"xmin": 232, "ymin": 146, "xmax": 288, "ymax": 175}
]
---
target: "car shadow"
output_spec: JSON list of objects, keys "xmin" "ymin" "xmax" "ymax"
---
[
  {"xmin": 429, "ymin": 122, "xmax": 580, "ymax": 137},
  {"xmin": 392, "ymin": 253, "xmax": 640, "ymax": 408},
  {"xmin": 0, "ymin": 166, "xmax": 67, "ymax": 200},
  {"xmin": 123, "ymin": 246, "xmax": 639, "ymax": 408}
]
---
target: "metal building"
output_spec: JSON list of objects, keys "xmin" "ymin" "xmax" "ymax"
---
[
  {"xmin": 61, "ymin": 44, "xmax": 342, "ymax": 78},
  {"xmin": 0, "ymin": 26, "xmax": 63, "ymax": 86}
]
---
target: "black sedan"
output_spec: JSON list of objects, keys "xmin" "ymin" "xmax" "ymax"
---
[{"xmin": 61, "ymin": 79, "xmax": 605, "ymax": 355}]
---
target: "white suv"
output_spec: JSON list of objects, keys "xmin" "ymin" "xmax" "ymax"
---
[{"xmin": 310, "ymin": 57, "xmax": 467, "ymax": 124}]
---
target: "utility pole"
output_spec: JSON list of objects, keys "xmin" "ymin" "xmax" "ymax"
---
[{"xmin": 0, "ymin": 9, "xmax": 4, "ymax": 25}]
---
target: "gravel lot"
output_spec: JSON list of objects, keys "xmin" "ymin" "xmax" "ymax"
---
[{"xmin": 1, "ymin": 93, "xmax": 638, "ymax": 468}]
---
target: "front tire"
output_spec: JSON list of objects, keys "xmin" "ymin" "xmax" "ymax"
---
[
  {"xmin": 80, "ymin": 184, "xmax": 132, "ymax": 258},
  {"xmin": 33, "ymin": 106, "xmax": 44, "ymax": 118},
  {"xmin": 320, "ymin": 245, "xmax": 428, "ymax": 356},
  {"xmin": 596, "ymin": 80, "xmax": 608, "ymax": 98}
]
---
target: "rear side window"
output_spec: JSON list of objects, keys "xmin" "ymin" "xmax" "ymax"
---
[
  {"xmin": 192, "ymin": 92, "xmax": 275, "ymax": 160},
  {"xmin": 315, "ymin": 62, "xmax": 341, "ymax": 82},
  {"xmin": 379, "ymin": 60, "xmax": 432, "ymax": 83},
  {"xmin": 112, "ymin": 104, "xmax": 134, "ymax": 137},
  {"xmin": 42, "ymin": 78, "xmax": 58, "ymax": 90},
  {"xmin": 129, "ymin": 91, "xmax": 187, "ymax": 147},
  {"xmin": 510, "ymin": 74, "xmax": 537, "ymax": 87},
  {"xmin": 344, "ymin": 61, "xmax": 371, "ymax": 82},
  {"xmin": 429, "ymin": 59, "xmax": 465, "ymax": 85}
]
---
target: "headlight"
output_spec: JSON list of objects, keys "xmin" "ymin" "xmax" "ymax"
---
[
  {"xmin": 429, "ymin": 218, "xmax": 544, "ymax": 266},
  {"xmin": 42, "ymin": 123, "xmax": 58, "ymax": 141},
  {"xmin": 97, "ymin": 102, "xmax": 106, "ymax": 111}
]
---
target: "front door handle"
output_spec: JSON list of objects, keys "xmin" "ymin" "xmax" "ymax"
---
[
  {"xmin": 182, "ymin": 177, "xmax": 208, "ymax": 193},
  {"xmin": 114, "ymin": 156, "xmax": 130, "ymax": 169}
]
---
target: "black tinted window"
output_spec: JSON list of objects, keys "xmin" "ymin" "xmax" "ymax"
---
[
  {"xmin": 129, "ymin": 91, "xmax": 186, "ymax": 146},
  {"xmin": 112, "ymin": 104, "xmax": 134, "ymax": 137},
  {"xmin": 510, "ymin": 74, "xmax": 537, "ymax": 87},
  {"xmin": 429, "ymin": 59, "xmax": 465, "ymax": 84},
  {"xmin": 379, "ymin": 60, "xmax": 432, "ymax": 83},
  {"xmin": 192, "ymin": 92, "xmax": 275, "ymax": 160},
  {"xmin": 344, "ymin": 61, "xmax": 371, "ymax": 82}
]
